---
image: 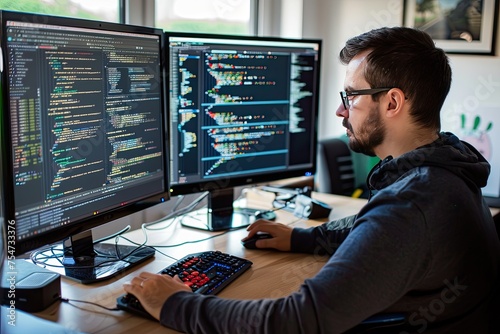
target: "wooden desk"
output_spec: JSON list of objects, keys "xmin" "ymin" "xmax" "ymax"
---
[
  {"xmin": 28, "ymin": 191, "xmax": 366, "ymax": 334},
  {"xmin": 491, "ymin": 207, "xmax": 500, "ymax": 218},
  {"xmin": 23, "ymin": 191, "xmax": 500, "ymax": 333}
]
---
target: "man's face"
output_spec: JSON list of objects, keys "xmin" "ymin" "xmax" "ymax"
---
[{"xmin": 336, "ymin": 52, "xmax": 385, "ymax": 157}]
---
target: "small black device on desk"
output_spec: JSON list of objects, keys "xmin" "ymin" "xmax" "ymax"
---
[
  {"xmin": 261, "ymin": 186, "xmax": 332, "ymax": 219},
  {"xmin": 293, "ymin": 195, "xmax": 332, "ymax": 219},
  {"xmin": 1, "ymin": 260, "xmax": 61, "ymax": 312},
  {"xmin": 117, "ymin": 251, "xmax": 252, "ymax": 319}
]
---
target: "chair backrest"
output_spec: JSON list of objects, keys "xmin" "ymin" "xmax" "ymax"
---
[
  {"xmin": 491, "ymin": 214, "xmax": 500, "ymax": 333},
  {"xmin": 317, "ymin": 137, "xmax": 356, "ymax": 196},
  {"xmin": 494, "ymin": 213, "xmax": 500, "ymax": 241}
]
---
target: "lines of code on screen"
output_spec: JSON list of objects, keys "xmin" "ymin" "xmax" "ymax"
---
[
  {"xmin": 169, "ymin": 38, "xmax": 318, "ymax": 185},
  {"xmin": 6, "ymin": 22, "xmax": 164, "ymax": 239}
]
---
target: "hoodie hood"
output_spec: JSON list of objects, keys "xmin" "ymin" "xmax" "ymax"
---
[{"xmin": 368, "ymin": 132, "xmax": 491, "ymax": 192}]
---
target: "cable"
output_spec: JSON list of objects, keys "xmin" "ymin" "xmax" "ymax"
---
[
  {"xmin": 29, "ymin": 193, "xmax": 205, "ymax": 270},
  {"xmin": 119, "ymin": 227, "xmax": 234, "ymax": 250},
  {"xmin": 61, "ymin": 297, "xmax": 120, "ymax": 311},
  {"xmin": 93, "ymin": 225, "xmax": 131, "ymax": 244},
  {"xmin": 143, "ymin": 245, "xmax": 178, "ymax": 262},
  {"xmin": 31, "ymin": 188, "xmax": 283, "ymax": 271},
  {"xmin": 143, "ymin": 191, "xmax": 209, "ymax": 230},
  {"xmin": 171, "ymin": 194, "xmax": 185, "ymax": 211},
  {"xmin": 30, "ymin": 229, "xmax": 150, "ymax": 270}
]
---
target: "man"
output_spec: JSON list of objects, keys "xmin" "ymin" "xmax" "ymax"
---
[{"xmin": 124, "ymin": 27, "xmax": 500, "ymax": 333}]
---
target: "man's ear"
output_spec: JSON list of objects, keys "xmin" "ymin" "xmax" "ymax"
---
[{"xmin": 385, "ymin": 88, "xmax": 406, "ymax": 118}]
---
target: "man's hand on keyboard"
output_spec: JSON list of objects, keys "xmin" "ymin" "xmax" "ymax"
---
[{"xmin": 123, "ymin": 272, "xmax": 192, "ymax": 320}]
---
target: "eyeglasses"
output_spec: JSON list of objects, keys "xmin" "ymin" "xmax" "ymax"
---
[{"xmin": 339, "ymin": 88, "xmax": 392, "ymax": 110}]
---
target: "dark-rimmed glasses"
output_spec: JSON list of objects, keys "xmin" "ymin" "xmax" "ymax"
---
[{"xmin": 339, "ymin": 88, "xmax": 392, "ymax": 110}]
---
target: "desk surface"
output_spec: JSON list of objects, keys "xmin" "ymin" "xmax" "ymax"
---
[
  {"xmin": 23, "ymin": 191, "xmax": 364, "ymax": 334},
  {"xmin": 23, "ymin": 191, "xmax": 500, "ymax": 333}
]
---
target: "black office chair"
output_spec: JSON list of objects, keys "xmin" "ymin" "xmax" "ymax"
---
[
  {"xmin": 491, "ymin": 214, "xmax": 500, "ymax": 333},
  {"xmin": 317, "ymin": 137, "xmax": 356, "ymax": 196},
  {"xmin": 348, "ymin": 313, "xmax": 407, "ymax": 333},
  {"xmin": 494, "ymin": 212, "xmax": 500, "ymax": 241}
]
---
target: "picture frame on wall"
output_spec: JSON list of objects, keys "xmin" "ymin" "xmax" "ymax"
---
[
  {"xmin": 447, "ymin": 108, "xmax": 500, "ymax": 207},
  {"xmin": 403, "ymin": 0, "xmax": 498, "ymax": 55}
]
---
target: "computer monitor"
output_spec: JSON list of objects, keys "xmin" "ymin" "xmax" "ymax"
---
[
  {"xmin": 165, "ymin": 32, "xmax": 321, "ymax": 230},
  {"xmin": 0, "ymin": 11, "xmax": 169, "ymax": 283}
]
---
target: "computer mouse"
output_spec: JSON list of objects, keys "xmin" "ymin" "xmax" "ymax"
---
[
  {"xmin": 241, "ymin": 233, "xmax": 273, "ymax": 249},
  {"xmin": 254, "ymin": 210, "xmax": 276, "ymax": 221}
]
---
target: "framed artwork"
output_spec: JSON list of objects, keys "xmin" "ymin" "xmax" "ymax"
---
[
  {"xmin": 403, "ymin": 0, "xmax": 498, "ymax": 55},
  {"xmin": 448, "ymin": 108, "xmax": 500, "ymax": 206}
]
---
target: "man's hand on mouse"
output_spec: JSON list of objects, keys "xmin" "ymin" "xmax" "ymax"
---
[{"xmin": 242, "ymin": 220, "xmax": 293, "ymax": 251}]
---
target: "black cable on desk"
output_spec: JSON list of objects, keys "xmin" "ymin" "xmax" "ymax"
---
[{"xmin": 60, "ymin": 297, "xmax": 120, "ymax": 311}]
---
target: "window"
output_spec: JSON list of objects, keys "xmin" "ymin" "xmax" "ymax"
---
[
  {"xmin": 155, "ymin": 0, "xmax": 255, "ymax": 35},
  {"xmin": 0, "ymin": 0, "xmax": 120, "ymax": 23}
]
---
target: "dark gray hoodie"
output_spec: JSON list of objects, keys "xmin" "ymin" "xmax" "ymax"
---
[{"xmin": 161, "ymin": 132, "xmax": 500, "ymax": 333}]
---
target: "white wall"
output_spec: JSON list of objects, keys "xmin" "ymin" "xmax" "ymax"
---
[
  {"xmin": 302, "ymin": 0, "xmax": 403, "ymax": 140},
  {"xmin": 301, "ymin": 0, "xmax": 500, "ymax": 142}
]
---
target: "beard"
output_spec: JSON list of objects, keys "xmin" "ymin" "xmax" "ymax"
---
[{"xmin": 344, "ymin": 106, "xmax": 385, "ymax": 157}]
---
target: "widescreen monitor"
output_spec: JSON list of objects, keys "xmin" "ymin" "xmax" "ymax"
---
[
  {"xmin": 0, "ymin": 11, "xmax": 169, "ymax": 283},
  {"xmin": 166, "ymin": 32, "xmax": 321, "ymax": 230}
]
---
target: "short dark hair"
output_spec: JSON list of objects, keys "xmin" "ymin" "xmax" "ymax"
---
[{"xmin": 339, "ymin": 27, "xmax": 452, "ymax": 132}]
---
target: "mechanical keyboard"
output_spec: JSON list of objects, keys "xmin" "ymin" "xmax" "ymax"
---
[{"xmin": 117, "ymin": 250, "xmax": 253, "ymax": 319}]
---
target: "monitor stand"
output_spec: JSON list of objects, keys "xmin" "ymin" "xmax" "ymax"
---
[
  {"xmin": 180, "ymin": 188, "xmax": 259, "ymax": 231},
  {"xmin": 33, "ymin": 230, "xmax": 155, "ymax": 284}
]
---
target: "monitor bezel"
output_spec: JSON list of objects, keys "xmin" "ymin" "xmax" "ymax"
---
[
  {"xmin": 0, "ymin": 10, "xmax": 170, "ymax": 256},
  {"xmin": 164, "ymin": 31, "xmax": 322, "ymax": 197}
]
